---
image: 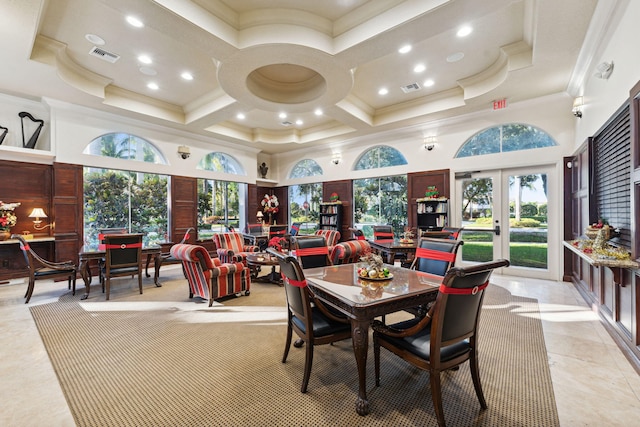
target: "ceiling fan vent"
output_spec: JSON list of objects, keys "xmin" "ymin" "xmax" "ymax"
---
[
  {"xmin": 281, "ymin": 121, "xmax": 293, "ymax": 126},
  {"xmin": 88, "ymin": 46, "xmax": 120, "ymax": 63},
  {"xmin": 401, "ymin": 82, "xmax": 421, "ymax": 93}
]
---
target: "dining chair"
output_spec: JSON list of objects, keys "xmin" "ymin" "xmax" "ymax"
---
[
  {"xmin": 372, "ymin": 225, "xmax": 395, "ymax": 241},
  {"xmin": 13, "ymin": 234, "xmax": 77, "ymax": 304},
  {"xmin": 268, "ymin": 224, "xmax": 288, "ymax": 240},
  {"xmin": 294, "ymin": 235, "xmax": 332, "ymax": 269},
  {"xmin": 372, "ymin": 259, "xmax": 510, "ymax": 427},
  {"xmin": 267, "ymin": 247, "xmax": 351, "ymax": 393},
  {"xmin": 100, "ymin": 233, "xmax": 144, "ymax": 300},
  {"xmin": 404, "ymin": 237, "xmax": 464, "ymax": 318},
  {"xmin": 442, "ymin": 226, "xmax": 463, "ymax": 240}
]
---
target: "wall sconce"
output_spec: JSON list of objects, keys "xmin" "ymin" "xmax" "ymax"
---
[
  {"xmin": 572, "ymin": 97, "xmax": 583, "ymax": 118},
  {"xmin": 28, "ymin": 207, "xmax": 52, "ymax": 230},
  {"xmin": 424, "ymin": 135, "xmax": 437, "ymax": 151},
  {"xmin": 331, "ymin": 153, "xmax": 341, "ymax": 165},
  {"xmin": 594, "ymin": 61, "xmax": 614, "ymax": 79}
]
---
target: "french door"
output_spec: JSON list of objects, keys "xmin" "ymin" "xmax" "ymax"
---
[{"xmin": 454, "ymin": 165, "xmax": 557, "ymax": 279}]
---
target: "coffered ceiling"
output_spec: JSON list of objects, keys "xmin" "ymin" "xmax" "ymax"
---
[{"xmin": 0, "ymin": 0, "xmax": 600, "ymax": 154}]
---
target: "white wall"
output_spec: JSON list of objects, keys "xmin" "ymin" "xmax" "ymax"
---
[{"xmin": 574, "ymin": 0, "xmax": 638, "ymax": 145}]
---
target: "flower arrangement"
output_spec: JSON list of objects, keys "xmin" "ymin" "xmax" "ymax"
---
[
  {"xmin": 268, "ymin": 236, "xmax": 286, "ymax": 252},
  {"xmin": 0, "ymin": 201, "xmax": 21, "ymax": 231},
  {"xmin": 261, "ymin": 194, "xmax": 279, "ymax": 214}
]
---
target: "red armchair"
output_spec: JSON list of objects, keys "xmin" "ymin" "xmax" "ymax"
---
[
  {"xmin": 213, "ymin": 232, "xmax": 260, "ymax": 265},
  {"xmin": 170, "ymin": 243, "xmax": 250, "ymax": 306}
]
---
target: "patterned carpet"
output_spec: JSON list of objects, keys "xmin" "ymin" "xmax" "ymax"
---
[{"xmin": 30, "ymin": 268, "xmax": 559, "ymax": 426}]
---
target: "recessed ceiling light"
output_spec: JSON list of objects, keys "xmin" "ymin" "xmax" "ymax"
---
[
  {"xmin": 398, "ymin": 44, "xmax": 412, "ymax": 54},
  {"xmin": 85, "ymin": 34, "xmax": 105, "ymax": 45},
  {"xmin": 279, "ymin": 112, "xmax": 287, "ymax": 119},
  {"xmin": 138, "ymin": 55, "xmax": 152, "ymax": 64},
  {"xmin": 126, "ymin": 16, "xmax": 144, "ymax": 28},
  {"xmin": 414, "ymin": 64, "xmax": 426, "ymax": 73},
  {"xmin": 295, "ymin": 119, "xmax": 303, "ymax": 125},
  {"xmin": 378, "ymin": 87, "xmax": 389, "ymax": 95},
  {"xmin": 147, "ymin": 82, "xmax": 159, "ymax": 90},
  {"xmin": 446, "ymin": 52, "xmax": 465, "ymax": 62},
  {"xmin": 457, "ymin": 26, "xmax": 472, "ymax": 37},
  {"xmin": 180, "ymin": 72, "xmax": 193, "ymax": 81},
  {"xmin": 139, "ymin": 67, "xmax": 157, "ymax": 76},
  {"xmin": 314, "ymin": 108, "xmax": 323, "ymax": 116},
  {"xmin": 236, "ymin": 113, "xmax": 245, "ymax": 120},
  {"xmin": 423, "ymin": 79, "xmax": 435, "ymax": 87}
]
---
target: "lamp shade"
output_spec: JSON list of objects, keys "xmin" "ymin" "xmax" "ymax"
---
[
  {"xmin": 257, "ymin": 211, "xmax": 264, "ymax": 218},
  {"xmin": 28, "ymin": 208, "xmax": 48, "ymax": 219}
]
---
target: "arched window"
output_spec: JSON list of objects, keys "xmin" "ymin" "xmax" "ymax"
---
[
  {"xmin": 83, "ymin": 133, "xmax": 167, "ymax": 164},
  {"xmin": 455, "ymin": 123, "xmax": 558, "ymax": 158},
  {"xmin": 354, "ymin": 145, "xmax": 407, "ymax": 170},
  {"xmin": 289, "ymin": 159, "xmax": 323, "ymax": 178},
  {"xmin": 197, "ymin": 152, "xmax": 245, "ymax": 175}
]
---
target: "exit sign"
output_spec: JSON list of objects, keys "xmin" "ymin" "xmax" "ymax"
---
[{"xmin": 493, "ymin": 99, "xmax": 507, "ymax": 110}]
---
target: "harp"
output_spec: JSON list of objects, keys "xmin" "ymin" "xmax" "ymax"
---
[
  {"xmin": 0, "ymin": 126, "xmax": 7, "ymax": 145},
  {"xmin": 19, "ymin": 111, "xmax": 44, "ymax": 149}
]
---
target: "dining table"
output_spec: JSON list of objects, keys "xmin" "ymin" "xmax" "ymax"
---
[
  {"xmin": 303, "ymin": 263, "xmax": 441, "ymax": 416},
  {"xmin": 78, "ymin": 244, "xmax": 162, "ymax": 300},
  {"xmin": 368, "ymin": 238, "xmax": 419, "ymax": 265}
]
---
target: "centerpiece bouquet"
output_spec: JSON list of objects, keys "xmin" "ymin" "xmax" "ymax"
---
[
  {"xmin": 0, "ymin": 201, "xmax": 21, "ymax": 232},
  {"xmin": 261, "ymin": 194, "xmax": 279, "ymax": 224},
  {"xmin": 357, "ymin": 252, "xmax": 391, "ymax": 279}
]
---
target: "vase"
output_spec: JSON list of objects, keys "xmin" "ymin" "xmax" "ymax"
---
[{"xmin": 0, "ymin": 230, "xmax": 10, "ymax": 241}]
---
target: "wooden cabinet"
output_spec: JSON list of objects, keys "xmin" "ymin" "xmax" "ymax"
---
[
  {"xmin": 319, "ymin": 202, "xmax": 342, "ymax": 232},
  {"xmin": 416, "ymin": 199, "xmax": 448, "ymax": 232}
]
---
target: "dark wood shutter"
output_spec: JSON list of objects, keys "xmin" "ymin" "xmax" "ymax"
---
[{"xmin": 593, "ymin": 104, "xmax": 631, "ymax": 248}]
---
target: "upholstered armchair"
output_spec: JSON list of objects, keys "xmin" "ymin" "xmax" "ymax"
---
[
  {"xmin": 314, "ymin": 229, "xmax": 341, "ymax": 248},
  {"xmin": 170, "ymin": 243, "xmax": 251, "ymax": 306},
  {"xmin": 213, "ymin": 232, "xmax": 260, "ymax": 265},
  {"xmin": 331, "ymin": 240, "xmax": 372, "ymax": 265}
]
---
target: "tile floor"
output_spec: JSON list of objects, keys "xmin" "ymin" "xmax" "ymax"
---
[{"xmin": 1, "ymin": 267, "xmax": 640, "ymax": 426}]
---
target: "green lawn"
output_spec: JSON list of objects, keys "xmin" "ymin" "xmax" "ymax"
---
[{"xmin": 461, "ymin": 242, "xmax": 548, "ymax": 268}]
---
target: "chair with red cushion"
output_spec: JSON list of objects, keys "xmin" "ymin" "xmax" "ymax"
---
[
  {"xmin": 170, "ymin": 243, "xmax": 251, "ymax": 306},
  {"xmin": 267, "ymin": 247, "xmax": 351, "ymax": 393},
  {"xmin": 213, "ymin": 232, "xmax": 260, "ymax": 265},
  {"xmin": 294, "ymin": 236, "xmax": 332, "ymax": 269},
  {"xmin": 372, "ymin": 259, "xmax": 510, "ymax": 427},
  {"xmin": 100, "ymin": 233, "xmax": 144, "ymax": 300}
]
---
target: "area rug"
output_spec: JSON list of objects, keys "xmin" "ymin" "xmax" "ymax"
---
[{"xmin": 30, "ymin": 269, "xmax": 559, "ymax": 426}]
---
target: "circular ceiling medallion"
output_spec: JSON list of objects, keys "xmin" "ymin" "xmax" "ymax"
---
[
  {"xmin": 217, "ymin": 44, "xmax": 353, "ymax": 113},
  {"xmin": 247, "ymin": 64, "xmax": 326, "ymax": 104}
]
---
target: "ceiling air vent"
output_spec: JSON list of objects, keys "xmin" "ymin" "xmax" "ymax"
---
[
  {"xmin": 281, "ymin": 121, "xmax": 293, "ymax": 127},
  {"xmin": 88, "ymin": 46, "xmax": 120, "ymax": 63},
  {"xmin": 400, "ymin": 82, "xmax": 421, "ymax": 93}
]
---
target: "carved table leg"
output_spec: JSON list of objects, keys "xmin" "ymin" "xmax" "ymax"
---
[
  {"xmin": 351, "ymin": 318, "xmax": 371, "ymax": 416},
  {"xmin": 80, "ymin": 258, "xmax": 91, "ymax": 300},
  {"xmin": 153, "ymin": 252, "xmax": 162, "ymax": 287}
]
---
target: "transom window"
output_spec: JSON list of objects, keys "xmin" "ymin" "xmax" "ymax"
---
[
  {"xmin": 197, "ymin": 152, "xmax": 245, "ymax": 175},
  {"xmin": 455, "ymin": 123, "xmax": 557, "ymax": 158},
  {"xmin": 289, "ymin": 159, "xmax": 323, "ymax": 178},
  {"xmin": 354, "ymin": 145, "xmax": 407, "ymax": 170},
  {"xmin": 84, "ymin": 133, "xmax": 167, "ymax": 164}
]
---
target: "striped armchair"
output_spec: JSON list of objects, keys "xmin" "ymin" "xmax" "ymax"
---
[
  {"xmin": 170, "ymin": 243, "xmax": 250, "ymax": 307},
  {"xmin": 213, "ymin": 232, "xmax": 260, "ymax": 265},
  {"xmin": 314, "ymin": 229, "xmax": 341, "ymax": 247},
  {"xmin": 331, "ymin": 240, "xmax": 372, "ymax": 265}
]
